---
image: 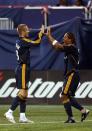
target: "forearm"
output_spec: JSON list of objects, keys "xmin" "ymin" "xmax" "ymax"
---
[
  {"xmin": 29, "ymin": 31, "xmax": 43, "ymax": 45},
  {"xmin": 48, "ymin": 34, "xmax": 55, "ymax": 44},
  {"xmin": 33, "ymin": 24, "xmax": 44, "ymax": 44},
  {"xmin": 48, "ymin": 34, "xmax": 64, "ymax": 50},
  {"xmin": 33, "ymin": 30, "xmax": 44, "ymax": 44}
]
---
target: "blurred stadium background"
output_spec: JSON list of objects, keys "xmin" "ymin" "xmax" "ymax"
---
[{"xmin": 0, "ymin": 0, "xmax": 92, "ymax": 131}]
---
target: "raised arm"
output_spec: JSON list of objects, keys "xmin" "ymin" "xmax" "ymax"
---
[
  {"xmin": 22, "ymin": 25, "xmax": 45, "ymax": 45},
  {"xmin": 46, "ymin": 27, "xmax": 64, "ymax": 50}
]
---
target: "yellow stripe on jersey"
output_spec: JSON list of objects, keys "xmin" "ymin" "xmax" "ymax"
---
[
  {"xmin": 64, "ymin": 73, "xmax": 74, "ymax": 94},
  {"xmin": 22, "ymin": 64, "xmax": 26, "ymax": 89},
  {"xmin": 63, "ymin": 98, "xmax": 70, "ymax": 104},
  {"xmin": 22, "ymin": 31, "xmax": 43, "ymax": 44},
  {"xmin": 38, "ymin": 31, "xmax": 43, "ymax": 39}
]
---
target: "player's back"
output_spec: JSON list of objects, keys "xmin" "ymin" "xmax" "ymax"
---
[{"xmin": 16, "ymin": 37, "xmax": 31, "ymax": 65}]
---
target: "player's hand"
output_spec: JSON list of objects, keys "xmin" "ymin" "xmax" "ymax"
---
[
  {"xmin": 40, "ymin": 25, "xmax": 45, "ymax": 34},
  {"xmin": 45, "ymin": 27, "xmax": 51, "ymax": 37}
]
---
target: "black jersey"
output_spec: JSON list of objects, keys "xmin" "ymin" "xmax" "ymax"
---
[
  {"xmin": 16, "ymin": 38, "xmax": 31, "ymax": 65},
  {"xmin": 62, "ymin": 44, "xmax": 79, "ymax": 76},
  {"xmin": 16, "ymin": 32, "xmax": 42, "ymax": 65}
]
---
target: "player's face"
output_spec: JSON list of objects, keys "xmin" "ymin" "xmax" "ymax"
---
[
  {"xmin": 23, "ymin": 26, "xmax": 30, "ymax": 37},
  {"xmin": 63, "ymin": 33, "xmax": 71, "ymax": 45}
]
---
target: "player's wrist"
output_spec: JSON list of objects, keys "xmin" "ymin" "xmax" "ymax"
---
[{"xmin": 52, "ymin": 40, "xmax": 58, "ymax": 46}]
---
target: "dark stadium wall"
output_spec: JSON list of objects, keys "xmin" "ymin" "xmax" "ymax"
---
[
  {"xmin": 0, "ymin": 17, "xmax": 92, "ymax": 70},
  {"xmin": 0, "ymin": 8, "xmax": 84, "ymax": 29},
  {"xmin": 0, "ymin": 0, "xmax": 59, "ymax": 6},
  {"xmin": 0, "ymin": 0, "xmax": 88, "ymax": 6}
]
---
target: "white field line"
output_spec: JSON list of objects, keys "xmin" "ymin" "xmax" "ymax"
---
[{"xmin": 0, "ymin": 119, "xmax": 92, "ymax": 126}]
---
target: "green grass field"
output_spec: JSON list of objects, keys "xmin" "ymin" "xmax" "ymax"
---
[{"xmin": 0, "ymin": 105, "xmax": 92, "ymax": 131}]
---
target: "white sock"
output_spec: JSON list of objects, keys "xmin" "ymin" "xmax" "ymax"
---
[
  {"xmin": 81, "ymin": 108, "xmax": 86, "ymax": 113},
  {"xmin": 7, "ymin": 109, "xmax": 13, "ymax": 114},
  {"xmin": 71, "ymin": 117, "xmax": 75, "ymax": 120},
  {"xmin": 20, "ymin": 113, "xmax": 26, "ymax": 119}
]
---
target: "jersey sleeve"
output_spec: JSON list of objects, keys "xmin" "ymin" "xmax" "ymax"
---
[
  {"xmin": 63, "ymin": 45, "xmax": 75, "ymax": 53},
  {"xmin": 22, "ymin": 31, "xmax": 43, "ymax": 45}
]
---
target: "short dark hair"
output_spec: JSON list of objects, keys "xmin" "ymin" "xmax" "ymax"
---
[{"xmin": 66, "ymin": 32, "xmax": 76, "ymax": 44}]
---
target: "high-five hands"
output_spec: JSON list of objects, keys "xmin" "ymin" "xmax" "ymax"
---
[
  {"xmin": 47, "ymin": 27, "xmax": 51, "ymax": 37},
  {"xmin": 44, "ymin": 26, "xmax": 51, "ymax": 37},
  {"xmin": 39, "ymin": 25, "xmax": 52, "ymax": 38}
]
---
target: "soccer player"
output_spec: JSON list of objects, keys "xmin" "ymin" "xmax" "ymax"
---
[
  {"xmin": 4, "ymin": 24, "xmax": 44, "ymax": 123},
  {"xmin": 46, "ymin": 27, "xmax": 90, "ymax": 123}
]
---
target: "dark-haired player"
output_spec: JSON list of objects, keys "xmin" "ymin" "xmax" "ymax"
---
[{"xmin": 46, "ymin": 27, "xmax": 90, "ymax": 123}]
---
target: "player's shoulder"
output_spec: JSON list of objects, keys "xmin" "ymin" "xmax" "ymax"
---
[
  {"xmin": 16, "ymin": 38, "xmax": 24, "ymax": 48},
  {"xmin": 16, "ymin": 37, "xmax": 25, "ymax": 44},
  {"xmin": 69, "ymin": 44, "xmax": 77, "ymax": 50},
  {"xmin": 63, "ymin": 44, "xmax": 75, "ymax": 49},
  {"xmin": 16, "ymin": 39, "xmax": 20, "ymax": 43}
]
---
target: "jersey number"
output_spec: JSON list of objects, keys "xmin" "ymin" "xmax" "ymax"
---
[{"xmin": 16, "ymin": 50, "xmax": 19, "ymax": 60}]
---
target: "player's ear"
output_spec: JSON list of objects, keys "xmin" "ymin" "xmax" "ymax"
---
[{"xmin": 17, "ymin": 27, "xmax": 18, "ymax": 32}]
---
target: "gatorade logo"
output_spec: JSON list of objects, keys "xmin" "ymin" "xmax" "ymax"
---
[{"xmin": 0, "ymin": 78, "xmax": 92, "ymax": 99}]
